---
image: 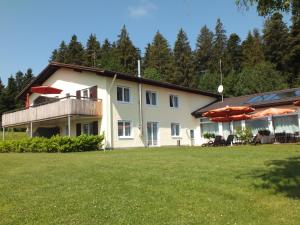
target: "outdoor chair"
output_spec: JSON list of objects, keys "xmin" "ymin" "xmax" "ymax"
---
[
  {"xmin": 224, "ymin": 135, "xmax": 235, "ymax": 146},
  {"xmin": 250, "ymin": 134, "xmax": 262, "ymax": 145},
  {"xmin": 202, "ymin": 135, "xmax": 224, "ymax": 147}
]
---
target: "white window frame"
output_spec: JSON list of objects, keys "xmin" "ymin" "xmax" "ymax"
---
[
  {"xmin": 145, "ymin": 90, "xmax": 158, "ymax": 106},
  {"xmin": 81, "ymin": 88, "xmax": 90, "ymax": 100},
  {"xmin": 118, "ymin": 120, "xmax": 133, "ymax": 139},
  {"xmin": 170, "ymin": 95, "xmax": 179, "ymax": 108},
  {"xmin": 117, "ymin": 86, "xmax": 131, "ymax": 103},
  {"xmin": 171, "ymin": 123, "xmax": 181, "ymax": 138}
]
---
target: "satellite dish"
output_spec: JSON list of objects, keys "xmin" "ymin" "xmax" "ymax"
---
[{"xmin": 218, "ymin": 85, "xmax": 223, "ymax": 93}]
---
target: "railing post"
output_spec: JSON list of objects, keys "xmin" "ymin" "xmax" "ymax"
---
[
  {"xmin": 68, "ymin": 115, "xmax": 71, "ymax": 137},
  {"xmin": 2, "ymin": 127, "xmax": 4, "ymax": 141},
  {"xmin": 30, "ymin": 122, "xmax": 33, "ymax": 138}
]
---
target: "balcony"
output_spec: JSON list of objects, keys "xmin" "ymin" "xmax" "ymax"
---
[{"xmin": 2, "ymin": 97, "xmax": 102, "ymax": 127}]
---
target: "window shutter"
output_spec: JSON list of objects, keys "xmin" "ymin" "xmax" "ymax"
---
[
  {"xmin": 76, "ymin": 123, "xmax": 81, "ymax": 136},
  {"xmin": 76, "ymin": 90, "xmax": 81, "ymax": 99},
  {"xmin": 92, "ymin": 121, "xmax": 98, "ymax": 135},
  {"xmin": 89, "ymin": 86, "xmax": 98, "ymax": 100}
]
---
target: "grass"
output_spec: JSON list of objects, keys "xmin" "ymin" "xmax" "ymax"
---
[{"xmin": 0, "ymin": 145, "xmax": 300, "ymax": 225}]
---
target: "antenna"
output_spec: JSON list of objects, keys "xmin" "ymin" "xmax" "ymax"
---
[{"xmin": 218, "ymin": 59, "xmax": 224, "ymax": 102}]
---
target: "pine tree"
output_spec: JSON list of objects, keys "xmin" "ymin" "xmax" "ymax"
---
[
  {"xmin": 50, "ymin": 49, "xmax": 58, "ymax": 62},
  {"xmin": 23, "ymin": 68, "xmax": 34, "ymax": 87},
  {"xmin": 226, "ymin": 33, "xmax": 242, "ymax": 72},
  {"xmin": 84, "ymin": 34, "xmax": 101, "ymax": 67},
  {"xmin": 51, "ymin": 41, "xmax": 67, "ymax": 63},
  {"xmin": 211, "ymin": 18, "xmax": 227, "ymax": 72},
  {"xmin": 263, "ymin": 12, "xmax": 289, "ymax": 71},
  {"xmin": 14, "ymin": 71, "xmax": 24, "ymax": 93},
  {"xmin": 286, "ymin": 0, "xmax": 300, "ymax": 85},
  {"xmin": 116, "ymin": 25, "xmax": 140, "ymax": 74},
  {"xmin": 143, "ymin": 31, "xmax": 173, "ymax": 81},
  {"xmin": 241, "ymin": 29, "xmax": 265, "ymax": 67},
  {"xmin": 194, "ymin": 25, "xmax": 214, "ymax": 74},
  {"xmin": 65, "ymin": 35, "xmax": 85, "ymax": 65},
  {"xmin": 100, "ymin": 39, "xmax": 123, "ymax": 72},
  {"xmin": 172, "ymin": 28, "xmax": 196, "ymax": 87},
  {"xmin": 2, "ymin": 76, "xmax": 18, "ymax": 111}
]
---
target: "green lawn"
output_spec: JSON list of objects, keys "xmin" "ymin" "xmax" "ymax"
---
[{"xmin": 0, "ymin": 145, "xmax": 299, "ymax": 225}]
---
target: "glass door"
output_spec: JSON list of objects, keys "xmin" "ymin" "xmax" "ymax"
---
[{"xmin": 147, "ymin": 122, "xmax": 159, "ymax": 146}]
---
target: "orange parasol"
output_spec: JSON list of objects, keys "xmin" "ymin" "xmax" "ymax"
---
[
  {"xmin": 294, "ymin": 100, "xmax": 300, "ymax": 107},
  {"xmin": 203, "ymin": 105, "xmax": 255, "ymax": 117},
  {"xmin": 210, "ymin": 114, "xmax": 252, "ymax": 123},
  {"xmin": 251, "ymin": 107, "xmax": 296, "ymax": 118},
  {"xmin": 25, "ymin": 93, "xmax": 30, "ymax": 109},
  {"xmin": 251, "ymin": 107, "xmax": 296, "ymax": 142}
]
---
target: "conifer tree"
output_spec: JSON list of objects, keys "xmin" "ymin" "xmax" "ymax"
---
[
  {"xmin": 65, "ymin": 35, "xmax": 85, "ymax": 65},
  {"xmin": 241, "ymin": 29, "xmax": 265, "ymax": 67},
  {"xmin": 263, "ymin": 12, "xmax": 289, "ymax": 71},
  {"xmin": 84, "ymin": 34, "xmax": 101, "ymax": 67},
  {"xmin": 194, "ymin": 25, "xmax": 214, "ymax": 74},
  {"xmin": 116, "ymin": 25, "xmax": 140, "ymax": 74},
  {"xmin": 172, "ymin": 28, "xmax": 196, "ymax": 87},
  {"xmin": 211, "ymin": 18, "xmax": 228, "ymax": 72},
  {"xmin": 226, "ymin": 33, "xmax": 242, "ymax": 72},
  {"xmin": 143, "ymin": 31, "xmax": 173, "ymax": 81},
  {"xmin": 286, "ymin": 0, "xmax": 300, "ymax": 85},
  {"xmin": 100, "ymin": 39, "xmax": 123, "ymax": 72},
  {"xmin": 50, "ymin": 41, "xmax": 67, "ymax": 63}
]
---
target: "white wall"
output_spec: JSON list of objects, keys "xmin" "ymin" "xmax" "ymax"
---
[
  {"xmin": 110, "ymin": 79, "xmax": 216, "ymax": 148},
  {"xmin": 29, "ymin": 68, "xmax": 217, "ymax": 148}
]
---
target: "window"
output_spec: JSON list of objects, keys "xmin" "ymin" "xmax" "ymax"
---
[
  {"xmin": 117, "ymin": 87, "xmax": 131, "ymax": 103},
  {"xmin": 169, "ymin": 95, "xmax": 179, "ymax": 108},
  {"xmin": 118, "ymin": 120, "xmax": 132, "ymax": 138},
  {"xmin": 200, "ymin": 118, "xmax": 219, "ymax": 137},
  {"xmin": 171, "ymin": 123, "xmax": 180, "ymax": 137},
  {"xmin": 146, "ymin": 91, "xmax": 157, "ymax": 106},
  {"xmin": 81, "ymin": 89, "xmax": 90, "ymax": 100},
  {"xmin": 83, "ymin": 123, "xmax": 89, "ymax": 135},
  {"xmin": 82, "ymin": 122, "xmax": 98, "ymax": 135}
]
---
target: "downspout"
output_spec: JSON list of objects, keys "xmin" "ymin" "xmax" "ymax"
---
[
  {"xmin": 107, "ymin": 73, "xmax": 117, "ymax": 149},
  {"xmin": 137, "ymin": 60, "xmax": 144, "ymax": 143}
]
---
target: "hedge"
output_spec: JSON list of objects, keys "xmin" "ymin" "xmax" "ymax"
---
[{"xmin": 0, "ymin": 135, "xmax": 104, "ymax": 153}]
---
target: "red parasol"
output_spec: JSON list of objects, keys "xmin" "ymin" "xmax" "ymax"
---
[
  {"xmin": 294, "ymin": 100, "xmax": 300, "ymax": 107},
  {"xmin": 251, "ymin": 107, "xmax": 296, "ymax": 118},
  {"xmin": 203, "ymin": 105, "xmax": 255, "ymax": 118},
  {"xmin": 25, "ymin": 93, "xmax": 30, "ymax": 109},
  {"xmin": 210, "ymin": 114, "xmax": 252, "ymax": 122},
  {"xmin": 30, "ymin": 86, "xmax": 62, "ymax": 94}
]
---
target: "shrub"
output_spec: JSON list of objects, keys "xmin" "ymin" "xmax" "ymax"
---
[
  {"xmin": 0, "ymin": 134, "xmax": 104, "ymax": 153},
  {"xmin": 203, "ymin": 133, "xmax": 216, "ymax": 140},
  {"xmin": 235, "ymin": 127, "xmax": 253, "ymax": 144}
]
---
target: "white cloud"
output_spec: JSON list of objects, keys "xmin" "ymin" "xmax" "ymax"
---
[{"xmin": 128, "ymin": 0, "xmax": 157, "ymax": 18}]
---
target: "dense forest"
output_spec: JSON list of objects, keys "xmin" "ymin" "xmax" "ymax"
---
[{"xmin": 0, "ymin": 0, "xmax": 299, "ymax": 117}]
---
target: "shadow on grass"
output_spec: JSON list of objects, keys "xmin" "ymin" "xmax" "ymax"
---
[{"xmin": 248, "ymin": 157, "xmax": 300, "ymax": 199}]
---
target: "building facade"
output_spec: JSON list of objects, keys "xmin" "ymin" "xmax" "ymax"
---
[{"xmin": 1, "ymin": 62, "xmax": 218, "ymax": 148}]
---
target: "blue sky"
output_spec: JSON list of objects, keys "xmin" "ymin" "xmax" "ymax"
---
[{"xmin": 0, "ymin": 0, "xmax": 290, "ymax": 85}]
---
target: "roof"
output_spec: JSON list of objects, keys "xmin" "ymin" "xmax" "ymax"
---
[
  {"xmin": 192, "ymin": 87, "xmax": 300, "ymax": 118},
  {"xmin": 17, "ymin": 62, "xmax": 221, "ymax": 99}
]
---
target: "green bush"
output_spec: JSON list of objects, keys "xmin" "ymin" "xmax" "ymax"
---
[
  {"xmin": 203, "ymin": 133, "xmax": 216, "ymax": 139},
  {"xmin": 235, "ymin": 127, "xmax": 253, "ymax": 144},
  {"xmin": 0, "ymin": 135, "xmax": 104, "ymax": 153}
]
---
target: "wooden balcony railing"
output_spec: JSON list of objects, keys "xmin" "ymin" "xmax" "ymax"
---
[{"xmin": 1, "ymin": 97, "xmax": 102, "ymax": 127}]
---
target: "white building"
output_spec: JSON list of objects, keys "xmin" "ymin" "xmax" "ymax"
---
[
  {"xmin": 2, "ymin": 62, "xmax": 300, "ymax": 148},
  {"xmin": 1, "ymin": 62, "xmax": 219, "ymax": 148}
]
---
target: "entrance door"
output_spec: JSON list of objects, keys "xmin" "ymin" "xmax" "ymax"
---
[{"xmin": 147, "ymin": 122, "xmax": 159, "ymax": 146}]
